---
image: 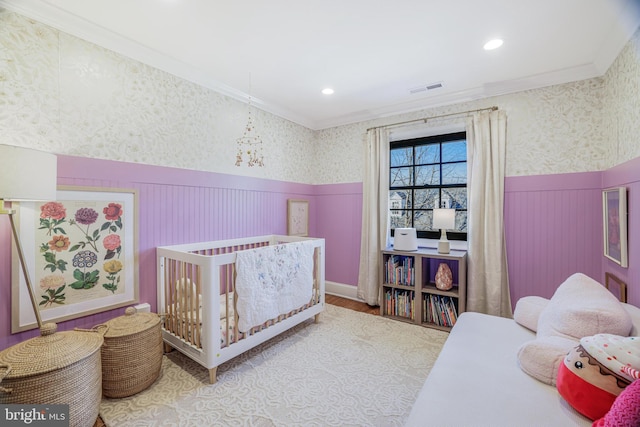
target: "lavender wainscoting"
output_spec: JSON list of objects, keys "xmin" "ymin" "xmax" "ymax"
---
[
  {"xmin": 3, "ymin": 155, "xmax": 639, "ymax": 350},
  {"xmin": 502, "ymin": 157, "xmax": 639, "ymax": 309},
  {"xmin": 314, "ymin": 183, "xmax": 363, "ymax": 287},
  {"xmin": 0, "ymin": 155, "xmax": 317, "ymax": 350},
  {"xmin": 504, "ymin": 172, "xmax": 604, "ymax": 307},
  {"xmin": 320, "ymin": 171, "xmax": 616, "ymax": 309}
]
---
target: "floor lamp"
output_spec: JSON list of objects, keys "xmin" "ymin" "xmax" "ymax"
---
[{"xmin": 0, "ymin": 145, "xmax": 57, "ymax": 331}]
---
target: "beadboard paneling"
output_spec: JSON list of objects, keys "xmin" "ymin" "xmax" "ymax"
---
[
  {"xmin": 504, "ymin": 172, "xmax": 603, "ymax": 305},
  {"xmin": 4, "ymin": 157, "xmax": 639, "ymax": 351},
  {"xmin": 315, "ymin": 183, "xmax": 363, "ymax": 287},
  {"xmin": 0, "ymin": 155, "xmax": 314, "ymax": 351}
]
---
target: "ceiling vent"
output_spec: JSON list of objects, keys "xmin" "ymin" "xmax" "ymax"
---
[{"xmin": 409, "ymin": 81, "xmax": 443, "ymax": 94}]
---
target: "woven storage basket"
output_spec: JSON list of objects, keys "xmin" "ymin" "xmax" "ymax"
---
[
  {"xmin": 0, "ymin": 322, "xmax": 104, "ymax": 427},
  {"xmin": 101, "ymin": 307, "xmax": 162, "ymax": 398}
]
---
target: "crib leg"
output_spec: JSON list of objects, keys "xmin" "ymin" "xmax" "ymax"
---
[
  {"xmin": 209, "ymin": 367, "xmax": 218, "ymax": 384},
  {"xmin": 314, "ymin": 313, "xmax": 320, "ymax": 323},
  {"xmin": 163, "ymin": 342, "xmax": 173, "ymax": 353}
]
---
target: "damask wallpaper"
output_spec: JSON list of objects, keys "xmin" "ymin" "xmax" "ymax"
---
[
  {"xmin": 1, "ymin": 10, "xmax": 639, "ymax": 185},
  {"xmin": 312, "ymin": 27, "xmax": 640, "ymax": 183},
  {"xmin": 0, "ymin": 10, "xmax": 316, "ymax": 183},
  {"xmin": 602, "ymin": 27, "xmax": 640, "ymax": 167}
]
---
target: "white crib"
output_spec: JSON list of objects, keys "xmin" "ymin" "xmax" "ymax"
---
[{"xmin": 156, "ymin": 235, "xmax": 325, "ymax": 383}]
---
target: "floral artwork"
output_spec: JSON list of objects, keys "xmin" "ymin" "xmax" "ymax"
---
[
  {"xmin": 287, "ymin": 199, "xmax": 309, "ymax": 237},
  {"xmin": 12, "ymin": 187, "xmax": 138, "ymax": 332},
  {"xmin": 36, "ymin": 199, "xmax": 125, "ymax": 309}
]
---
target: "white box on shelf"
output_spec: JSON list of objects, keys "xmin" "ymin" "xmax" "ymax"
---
[{"xmin": 394, "ymin": 228, "xmax": 417, "ymax": 251}]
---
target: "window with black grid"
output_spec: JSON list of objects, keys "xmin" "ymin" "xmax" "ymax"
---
[{"xmin": 389, "ymin": 131, "xmax": 467, "ymax": 240}]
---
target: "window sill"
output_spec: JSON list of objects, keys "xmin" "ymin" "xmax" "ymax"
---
[{"xmin": 390, "ymin": 237, "xmax": 468, "ymax": 252}]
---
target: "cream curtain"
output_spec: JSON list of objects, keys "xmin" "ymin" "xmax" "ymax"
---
[
  {"xmin": 466, "ymin": 110, "xmax": 512, "ymax": 317},
  {"xmin": 357, "ymin": 128, "xmax": 390, "ymax": 306}
]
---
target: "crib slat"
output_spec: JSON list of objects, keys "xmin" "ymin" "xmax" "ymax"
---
[{"xmin": 230, "ymin": 261, "xmax": 239, "ymax": 345}]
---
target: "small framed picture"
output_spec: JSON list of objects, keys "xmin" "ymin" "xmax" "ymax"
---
[
  {"xmin": 605, "ymin": 272, "xmax": 627, "ymax": 303},
  {"xmin": 287, "ymin": 199, "xmax": 309, "ymax": 237},
  {"xmin": 602, "ymin": 187, "xmax": 628, "ymax": 268}
]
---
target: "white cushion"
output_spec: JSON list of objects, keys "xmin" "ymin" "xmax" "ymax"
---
[
  {"xmin": 517, "ymin": 273, "xmax": 632, "ymax": 386},
  {"xmin": 513, "ymin": 295, "xmax": 549, "ymax": 332}
]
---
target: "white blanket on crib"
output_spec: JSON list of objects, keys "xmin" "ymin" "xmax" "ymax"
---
[{"xmin": 235, "ymin": 240, "xmax": 315, "ymax": 333}]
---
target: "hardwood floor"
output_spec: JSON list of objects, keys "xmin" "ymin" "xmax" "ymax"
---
[
  {"xmin": 94, "ymin": 294, "xmax": 376, "ymax": 426},
  {"xmin": 326, "ymin": 294, "xmax": 380, "ymax": 315},
  {"xmin": 95, "ymin": 414, "xmax": 105, "ymax": 426}
]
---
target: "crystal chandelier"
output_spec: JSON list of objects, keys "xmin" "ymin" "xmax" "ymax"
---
[{"xmin": 235, "ymin": 77, "xmax": 264, "ymax": 167}]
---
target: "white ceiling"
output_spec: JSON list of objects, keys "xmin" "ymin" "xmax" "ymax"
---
[{"xmin": 3, "ymin": 0, "xmax": 640, "ymax": 130}]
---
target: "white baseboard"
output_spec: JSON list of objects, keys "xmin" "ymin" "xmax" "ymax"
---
[
  {"xmin": 325, "ymin": 281, "xmax": 362, "ymax": 302},
  {"xmin": 135, "ymin": 302, "xmax": 151, "ymax": 312}
]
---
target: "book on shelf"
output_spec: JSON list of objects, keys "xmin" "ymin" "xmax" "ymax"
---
[
  {"xmin": 423, "ymin": 294, "xmax": 458, "ymax": 327},
  {"xmin": 383, "ymin": 288, "xmax": 415, "ymax": 319},
  {"xmin": 384, "ymin": 254, "xmax": 415, "ymax": 286}
]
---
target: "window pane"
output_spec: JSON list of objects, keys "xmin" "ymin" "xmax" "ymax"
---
[
  {"xmin": 414, "ymin": 189, "xmax": 439, "ymax": 209},
  {"xmin": 415, "ymin": 144, "xmax": 439, "ymax": 164},
  {"xmin": 413, "ymin": 210, "xmax": 432, "ymax": 231},
  {"xmin": 441, "ymin": 187, "xmax": 467, "ymax": 209},
  {"xmin": 442, "ymin": 140, "xmax": 466, "ymax": 162},
  {"xmin": 455, "ymin": 211, "xmax": 468, "ymax": 232},
  {"xmin": 389, "ymin": 132, "xmax": 467, "ymax": 240},
  {"xmin": 389, "ymin": 189, "xmax": 412, "ymax": 209},
  {"xmin": 390, "ymin": 147, "xmax": 412, "ymax": 167},
  {"xmin": 415, "ymin": 165, "xmax": 439, "ymax": 186},
  {"xmin": 442, "ymin": 162, "xmax": 466, "ymax": 185},
  {"xmin": 390, "ymin": 167, "xmax": 412, "ymax": 187},
  {"xmin": 390, "ymin": 210, "xmax": 411, "ymax": 229}
]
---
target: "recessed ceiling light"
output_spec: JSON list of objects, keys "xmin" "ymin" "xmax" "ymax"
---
[
  {"xmin": 483, "ymin": 39, "xmax": 503, "ymax": 50},
  {"xmin": 322, "ymin": 88, "xmax": 334, "ymax": 95}
]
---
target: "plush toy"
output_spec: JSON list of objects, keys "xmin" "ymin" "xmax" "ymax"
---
[
  {"xmin": 593, "ymin": 378, "xmax": 640, "ymax": 426},
  {"xmin": 556, "ymin": 334, "xmax": 640, "ymax": 421},
  {"xmin": 514, "ymin": 273, "xmax": 633, "ymax": 385}
]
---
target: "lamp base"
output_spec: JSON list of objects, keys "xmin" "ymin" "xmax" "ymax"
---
[{"xmin": 437, "ymin": 240, "xmax": 450, "ymax": 254}]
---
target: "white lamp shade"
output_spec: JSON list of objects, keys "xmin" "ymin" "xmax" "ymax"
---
[
  {"xmin": 0, "ymin": 145, "xmax": 57, "ymax": 201},
  {"xmin": 433, "ymin": 208, "xmax": 455, "ymax": 230}
]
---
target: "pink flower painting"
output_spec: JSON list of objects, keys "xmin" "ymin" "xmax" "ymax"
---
[{"xmin": 33, "ymin": 195, "xmax": 129, "ymax": 310}]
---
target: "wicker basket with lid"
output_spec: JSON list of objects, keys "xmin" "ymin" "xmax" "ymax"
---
[
  {"xmin": 0, "ymin": 322, "xmax": 104, "ymax": 427},
  {"xmin": 100, "ymin": 307, "xmax": 162, "ymax": 398}
]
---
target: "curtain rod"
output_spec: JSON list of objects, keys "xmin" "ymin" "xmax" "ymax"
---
[{"xmin": 366, "ymin": 105, "xmax": 498, "ymax": 132}]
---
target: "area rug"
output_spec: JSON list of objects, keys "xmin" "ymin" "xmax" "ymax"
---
[{"xmin": 100, "ymin": 304, "xmax": 449, "ymax": 427}]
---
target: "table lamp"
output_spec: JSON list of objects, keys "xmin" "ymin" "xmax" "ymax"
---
[
  {"xmin": 0, "ymin": 144, "xmax": 57, "ymax": 330},
  {"xmin": 432, "ymin": 208, "xmax": 455, "ymax": 254}
]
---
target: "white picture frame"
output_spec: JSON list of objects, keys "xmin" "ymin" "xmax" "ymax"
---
[
  {"xmin": 602, "ymin": 187, "xmax": 628, "ymax": 268},
  {"xmin": 287, "ymin": 199, "xmax": 309, "ymax": 237},
  {"xmin": 12, "ymin": 186, "xmax": 139, "ymax": 332}
]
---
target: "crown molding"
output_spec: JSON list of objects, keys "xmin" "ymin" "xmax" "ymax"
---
[
  {"xmin": 2, "ymin": 0, "xmax": 637, "ymax": 131},
  {"xmin": 0, "ymin": 0, "xmax": 316, "ymax": 129}
]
